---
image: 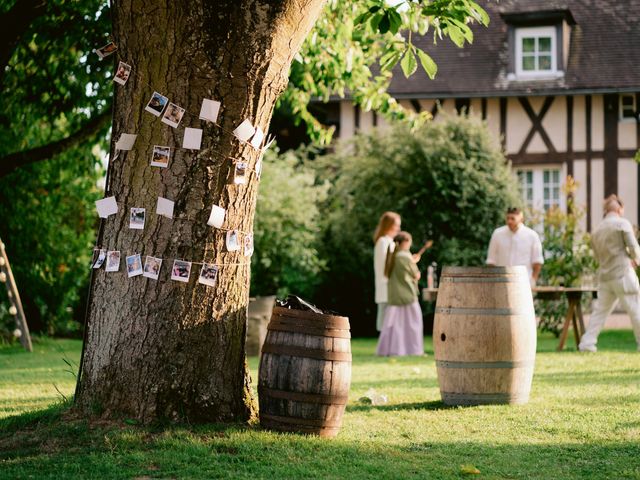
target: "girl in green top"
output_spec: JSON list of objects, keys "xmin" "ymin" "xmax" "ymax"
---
[{"xmin": 376, "ymin": 232, "xmax": 424, "ymax": 356}]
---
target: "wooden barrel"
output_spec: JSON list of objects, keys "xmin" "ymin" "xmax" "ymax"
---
[
  {"xmin": 258, "ymin": 307, "xmax": 351, "ymax": 437},
  {"xmin": 434, "ymin": 266, "xmax": 536, "ymax": 405}
]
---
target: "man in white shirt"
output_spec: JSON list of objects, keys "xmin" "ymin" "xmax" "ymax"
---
[
  {"xmin": 486, "ymin": 207, "xmax": 544, "ymax": 286},
  {"xmin": 579, "ymin": 195, "xmax": 640, "ymax": 352}
]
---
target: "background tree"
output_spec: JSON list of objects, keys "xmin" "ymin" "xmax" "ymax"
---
[{"xmin": 315, "ymin": 116, "xmax": 520, "ymax": 335}]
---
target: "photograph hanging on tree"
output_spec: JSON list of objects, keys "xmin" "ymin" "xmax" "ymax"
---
[
  {"xmin": 113, "ymin": 61, "xmax": 132, "ymax": 85},
  {"xmin": 145, "ymin": 91, "xmax": 169, "ymax": 117},
  {"xmin": 234, "ymin": 162, "xmax": 247, "ymax": 185},
  {"xmin": 105, "ymin": 251, "xmax": 121, "ymax": 272},
  {"xmin": 143, "ymin": 256, "xmax": 162, "ymax": 280},
  {"xmin": 129, "ymin": 208, "xmax": 146, "ymax": 230},
  {"xmin": 92, "ymin": 249, "xmax": 107, "ymax": 269},
  {"xmin": 226, "ymin": 230, "xmax": 240, "ymax": 252},
  {"xmin": 95, "ymin": 41, "xmax": 117, "ymax": 59},
  {"xmin": 126, "ymin": 254, "xmax": 143, "ymax": 278},
  {"xmin": 151, "ymin": 146, "xmax": 171, "ymax": 168},
  {"xmin": 171, "ymin": 260, "xmax": 192, "ymax": 283},
  {"xmin": 244, "ymin": 233, "xmax": 254, "ymax": 257},
  {"xmin": 161, "ymin": 103, "xmax": 186, "ymax": 128},
  {"xmin": 198, "ymin": 264, "xmax": 219, "ymax": 287}
]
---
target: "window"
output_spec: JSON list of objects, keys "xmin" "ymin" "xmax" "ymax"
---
[
  {"xmin": 515, "ymin": 26, "xmax": 557, "ymax": 77},
  {"xmin": 620, "ymin": 94, "xmax": 637, "ymax": 121},
  {"xmin": 516, "ymin": 167, "xmax": 563, "ymax": 211}
]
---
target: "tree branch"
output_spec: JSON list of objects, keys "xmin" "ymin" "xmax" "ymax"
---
[
  {"xmin": 0, "ymin": 0, "xmax": 47, "ymax": 88},
  {"xmin": 0, "ymin": 110, "xmax": 112, "ymax": 178}
]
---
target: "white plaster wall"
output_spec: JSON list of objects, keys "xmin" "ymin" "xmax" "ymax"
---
[
  {"xmin": 591, "ymin": 95, "xmax": 604, "ymax": 151},
  {"xmin": 573, "ymin": 95, "xmax": 586, "ymax": 152},
  {"xmin": 590, "ymin": 158, "xmax": 605, "ymax": 229},
  {"xmin": 618, "ymin": 158, "xmax": 638, "ymax": 226},
  {"xmin": 339, "ymin": 100, "xmax": 355, "ymax": 140},
  {"xmin": 541, "ymin": 95, "xmax": 567, "ymax": 152},
  {"xmin": 618, "ymin": 121, "xmax": 637, "ymax": 150}
]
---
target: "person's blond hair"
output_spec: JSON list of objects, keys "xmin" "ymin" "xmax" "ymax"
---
[
  {"xmin": 603, "ymin": 194, "xmax": 624, "ymax": 215},
  {"xmin": 373, "ymin": 211, "xmax": 401, "ymax": 244}
]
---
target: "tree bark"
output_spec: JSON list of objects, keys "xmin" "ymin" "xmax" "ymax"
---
[{"xmin": 75, "ymin": 0, "xmax": 326, "ymax": 423}]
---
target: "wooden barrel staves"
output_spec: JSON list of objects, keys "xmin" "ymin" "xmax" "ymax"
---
[
  {"xmin": 434, "ymin": 266, "xmax": 536, "ymax": 406},
  {"xmin": 258, "ymin": 307, "xmax": 352, "ymax": 437}
]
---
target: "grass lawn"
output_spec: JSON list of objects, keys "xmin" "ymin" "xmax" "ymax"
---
[{"xmin": 1, "ymin": 332, "xmax": 639, "ymax": 479}]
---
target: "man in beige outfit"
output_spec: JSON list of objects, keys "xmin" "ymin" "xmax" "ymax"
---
[{"xmin": 579, "ymin": 195, "xmax": 640, "ymax": 352}]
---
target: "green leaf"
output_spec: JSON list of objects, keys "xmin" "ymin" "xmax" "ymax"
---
[
  {"xmin": 370, "ymin": 13, "xmax": 383, "ymax": 31},
  {"xmin": 416, "ymin": 48, "xmax": 438, "ymax": 79},
  {"xmin": 446, "ymin": 23, "xmax": 465, "ymax": 47},
  {"xmin": 387, "ymin": 9, "xmax": 402, "ymax": 34},
  {"xmin": 400, "ymin": 48, "xmax": 417, "ymax": 78},
  {"xmin": 378, "ymin": 13, "xmax": 391, "ymax": 34}
]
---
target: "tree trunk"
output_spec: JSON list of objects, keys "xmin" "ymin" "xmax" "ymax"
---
[{"xmin": 75, "ymin": 0, "xmax": 325, "ymax": 423}]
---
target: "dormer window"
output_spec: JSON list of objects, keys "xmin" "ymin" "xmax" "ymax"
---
[{"xmin": 515, "ymin": 26, "xmax": 557, "ymax": 77}]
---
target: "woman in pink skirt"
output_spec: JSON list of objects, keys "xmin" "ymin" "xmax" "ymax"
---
[{"xmin": 376, "ymin": 231, "xmax": 424, "ymax": 356}]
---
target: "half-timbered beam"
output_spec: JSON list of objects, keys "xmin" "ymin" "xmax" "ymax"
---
[{"xmin": 518, "ymin": 96, "xmax": 556, "ymax": 155}]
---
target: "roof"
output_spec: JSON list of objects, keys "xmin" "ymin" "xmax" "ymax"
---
[{"xmin": 386, "ymin": 0, "xmax": 640, "ymax": 98}]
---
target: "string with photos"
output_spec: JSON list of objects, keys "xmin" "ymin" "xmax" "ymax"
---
[
  {"xmin": 92, "ymin": 41, "xmax": 261, "ymax": 277},
  {"xmin": 110, "ymin": 50, "xmax": 275, "ymax": 154},
  {"xmin": 91, "ymin": 248, "xmax": 252, "ymax": 268}
]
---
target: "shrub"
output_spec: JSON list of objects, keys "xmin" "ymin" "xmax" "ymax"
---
[
  {"xmin": 251, "ymin": 147, "xmax": 329, "ymax": 299},
  {"xmin": 314, "ymin": 115, "xmax": 520, "ymax": 334},
  {"xmin": 0, "ymin": 148, "xmax": 102, "ymax": 336}
]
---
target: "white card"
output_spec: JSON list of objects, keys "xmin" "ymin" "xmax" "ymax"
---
[
  {"xmin": 183, "ymin": 127, "xmax": 203, "ymax": 150},
  {"xmin": 207, "ymin": 205, "xmax": 225, "ymax": 228},
  {"xmin": 115, "ymin": 133, "xmax": 137, "ymax": 151},
  {"xmin": 233, "ymin": 119, "xmax": 255, "ymax": 142},
  {"xmin": 199, "ymin": 99, "xmax": 221, "ymax": 123},
  {"xmin": 95, "ymin": 196, "xmax": 118, "ymax": 218},
  {"xmin": 250, "ymin": 127, "xmax": 264, "ymax": 149},
  {"xmin": 156, "ymin": 197, "xmax": 174, "ymax": 219}
]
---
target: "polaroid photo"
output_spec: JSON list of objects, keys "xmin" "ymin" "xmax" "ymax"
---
[
  {"xmin": 233, "ymin": 162, "xmax": 248, "ymax": 185},
  {"xmin": 171, "ymin": 259, "xmax": 192, "ymax": 283},
  {"xmin": 161, "ymin": 102, "xmax": 186, "ymax": 128},
  {"xmin": 96, "ymin": 42, "xmax": 118, "ymax": 59},
  {"xmin": 198, "ymin": 264, "xmax": 219, "ymax": 287},
  {"xmin": 207, "ymin": 205, "xmax": 225, "ymax": 228},
  {"xmin": 105, "ymin": 251, "xmax": 121, "ymax": 272},
  {"xmin": 143, "ymin": 256, "xmax": 163, "ymax": 280},
  {"xmin": 130, "ymin": 208, "xmax": 145, "ymax": 230},
  {"xmin": 255, "ymin": 157, "xmax": 263, "ymax": 180},
  {"xmin": 244, "ymin": 233, "xmax": 254, "ymax": 257},
  {"xmin": 126, "ymin": 254, "xmax": 143, "ymax": 278},
  {"xmin": 145, "ymin": 91, "xmax": 169, "ymax": 117},
  {"xmin": 233, "ymin": 119, "xmax": 255, "ymax": 142},
  {"xmin": 113, "ymin": 62, "xmax": 132, "ymax": 85},
  {"xmin": 150, "ymin": 145, "xmax": 170, "ymax": 168},
  {"xmin": 92, "ymin": 249, "xmax": 107, "ymax": 269},
  {"xmin": 226, "ymin": 230, "xmax": 241, "ymax": 252},
  {"xmin": 95, "ymin": 196, "xmax": 118, "ymax": 218}
]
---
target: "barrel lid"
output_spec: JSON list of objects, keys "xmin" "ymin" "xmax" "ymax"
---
[
  {"xmin": 441, "ymin": 266, "xmax": 528, "ymax": 276},
  {"xmin": 271, "ymin": 306, "xmax": 350, "ymax": 328}
]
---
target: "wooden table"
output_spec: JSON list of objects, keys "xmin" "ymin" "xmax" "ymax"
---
[{"xmin": 422, "ymin": 286, "xmax": 598, "ymax": 351}]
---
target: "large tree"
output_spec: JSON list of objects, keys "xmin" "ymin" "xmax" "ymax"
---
[{"xmin": 1, "ymin": 0, "xmax": 489, "ymax": 422}]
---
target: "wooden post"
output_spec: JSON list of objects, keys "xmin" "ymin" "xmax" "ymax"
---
[{"xmin": 0, "ymin": 238, "xmax": 32, "ymax": 352}]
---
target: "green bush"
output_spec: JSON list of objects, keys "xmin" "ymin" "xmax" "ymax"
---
[
  {"xmin": 0, "ymin": 148, "xmax": 102, "ymax": 336},
  {"xmin": 251, "ymin": 148, "xmax": 329, "ymax": 299},
  {"xmin": 314, "ymin": 116, "xmax": 520, "ymax": 334}
]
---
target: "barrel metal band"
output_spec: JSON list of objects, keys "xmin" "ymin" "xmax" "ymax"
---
[
  {"xmin": 435, "ymin": 307, "xmax": 529, "ymax": 316},
  {"xmin": 440, "ymin": 277, "xmax": 519, "ymax": 284},
  {"xmin": 260, "ymin": 413, "xmax": 342, "ymax": 428},
  {"xmin": 259, "ymin": 386, "xmax": 349, "ymax": 405},
  {"xmin": 436, "ymin": 360, "xmax": 533, "ymax": 369},
  {"xmin": 442, "ymin": 266, "xmax": 527, "ymax": 275},
  {"xmin": 261, "ymin": 343, "xmax": 352, "ymax": 362},
  {"xmin": 267, "ymin": 321, "xmax": 351, "ymax": 339},
  {"xmin": 441, "ymin": 391, "xmax": 529, "ymax": 404}
]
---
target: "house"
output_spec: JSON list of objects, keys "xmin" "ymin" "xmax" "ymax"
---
[{"xmin": 335, "ymin": 0, "xmax": 640, "ymax": 230}]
